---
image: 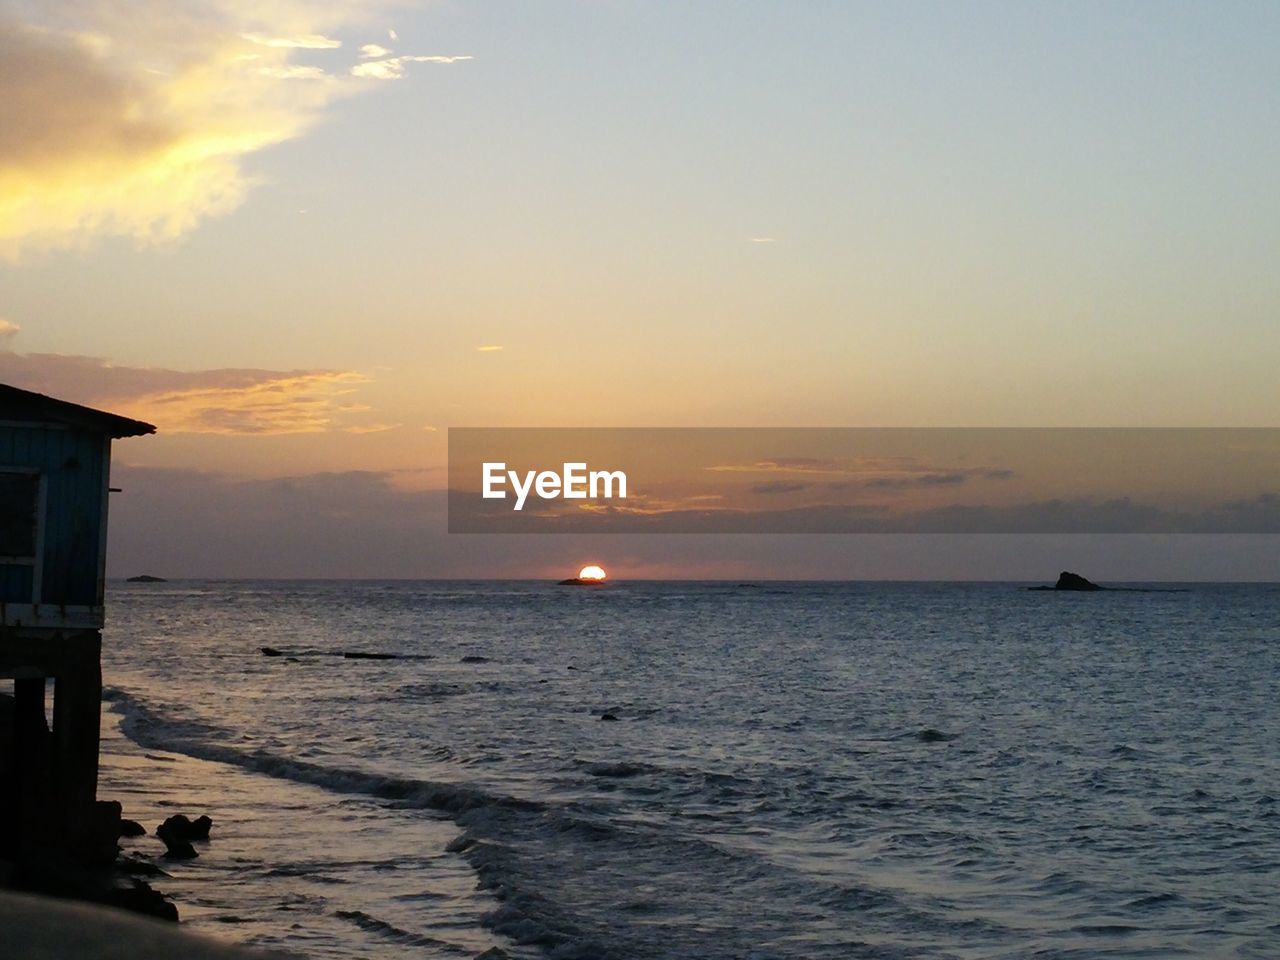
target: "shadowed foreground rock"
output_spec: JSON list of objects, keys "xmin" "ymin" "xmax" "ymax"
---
[{"xmin": 0, "ymin": 890, "xmax": 278, "ymax": 959}]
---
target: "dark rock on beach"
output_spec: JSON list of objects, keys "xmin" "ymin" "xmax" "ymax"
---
[
  {"xmin": 125, "ymin": 575, "xmax": 167, "ymax": 582},
  {"xmin": 117, "ymin": 854, "xmax": 169, "ymax": 878},
  {"xmin": 106, "ymin": 880, "xmax": 181, "ymax": 921},
  {"xmin": 85, "ymin": 801, "xmax": 124, "ymax": 866},
  {"xmin": 118, "ymin": 819, "xmax": 147, "ymax": 839},
  {"xmin": 7, "ymin": 855, "xmax": 180, "ymax": 923}
]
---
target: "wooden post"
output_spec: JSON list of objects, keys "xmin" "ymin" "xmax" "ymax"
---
[
  {"xmin": 12, "ymin": 675, "xmax": 51, "ymax": 860},
  {"xmin": 51, "ymin": 633, "xmax": 103, "ymax": 857}
]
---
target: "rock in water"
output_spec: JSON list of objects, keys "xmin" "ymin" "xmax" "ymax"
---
[
  {"xmin": 119, "ymin": 818, "xmax": 147, "ymax": 838},
  {"xmin": 157, "ymin": 813, "xmax": 212, "ymax": 844},
  {"xmin": 917, "ymin": 728, "xmax": 956, "ymax": 743},
  {"xmin": 159, "ymin": 839, "xmax": 197, "ymax": 860},
  {"xmin": 126, "ymin": 575, "xmax": 167, "ymax": 582},
  {"xmin": 1054, "ymin": 571, "xmax": 1103, "ymax": 591},
  {"xmin": 155, "ymin": 813, "xmax": 204, "ymax": 859}
]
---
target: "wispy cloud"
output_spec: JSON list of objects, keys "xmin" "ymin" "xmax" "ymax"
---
[
  {"xmin": 706, "ymin": 457, "xmax": 846, "ymax": 475},
  {"xmin": 359, "ymin": 43, "xmax": 391, "ymax": 59},
  {"xmin": 0, "ymin": 348, "xmax": 385, "ymax": 435},
  {"xmin": 0, "ymin": 318, "xmax": 18, "ymax": 343},
  {"xmin": 351, "ymin": 54, "xmax": 473, "ymax": 81},
  {"xmin": 749, "ymin": 237, "xmax": 776, "ymax": 243},
  {"xmin": 707, "ymin": 457, "xmax": 1016, "ymax": 488},
  {"xmin": 750, "ymin": 481, "xmax": 807, "ymax": 495},
  {"xmin": 0, "ymin": 2, "xmax": 469, "ymax": 257},
  {"xmin": 342, "ymin": 421, "xmax": 401, "ymax": 434},
  {"xmin": 241, "ymin": 33, "xmax": 342, "ymax": 50},
  {"xmin": 476, "ymin": 344, "xmax": 503, "ymax": 352},
  {"xmin": 256, "ymin": 64, "xmax": 328, "ymax": 80},
  {"xmin": 117, "ymin": 372, "xmax": 370, "ymax": 434}
]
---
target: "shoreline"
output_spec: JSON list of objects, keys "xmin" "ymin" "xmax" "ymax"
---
[{"xmin": 93, "ymin": 697, "xmax": 521, "ymax": 959}]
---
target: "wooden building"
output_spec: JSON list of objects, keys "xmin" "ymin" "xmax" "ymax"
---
[{"xmin": 0, "ymin": 384, "xmax": 154, "ymax": 862}]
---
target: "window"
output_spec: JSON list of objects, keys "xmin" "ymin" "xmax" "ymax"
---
[{"xmin": 0, "ymin": 471, "xmax": 40, "ymax": 560}]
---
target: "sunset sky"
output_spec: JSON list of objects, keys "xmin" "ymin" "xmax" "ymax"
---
[{"xmin": 2, "ymin": 1, "xmax": 1278, "ymax": 578}]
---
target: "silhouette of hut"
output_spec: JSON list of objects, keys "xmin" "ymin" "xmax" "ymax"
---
[{"xmin": 0, "ymin": 384, "xmax": 154, "ymax": 863}]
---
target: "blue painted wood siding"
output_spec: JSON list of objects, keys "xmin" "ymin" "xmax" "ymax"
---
[{"xmin": 0, "ymin": 424, "xmax": 107, "ymax": 606}]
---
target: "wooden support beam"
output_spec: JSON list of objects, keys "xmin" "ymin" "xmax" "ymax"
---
[
  {"xmin": 51, "ymin": 638, "xmax": 102, "ymax": 856},
  {"xmin": 1, "ymin": 630, "xmax": 103, "ymax": 862},
  {"xmin": 11, "ymin": 676, "xmax": 52, "ymax": 861}
]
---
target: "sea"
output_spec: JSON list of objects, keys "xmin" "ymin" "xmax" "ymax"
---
[{"xmin": 97, "ymin": 580, "xmax": 1280, "ymax": 960}]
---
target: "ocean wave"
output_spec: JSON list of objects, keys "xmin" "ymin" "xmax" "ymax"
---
[
  {"xmin": 397, "ymin": 680, "xmax": 516, "ymax": 700},
  {"xmin": 104, "ymin": 688, "xmax": 543, "ymax": 818},
  {"xmin": 105, "ymin": 687, "xmax": 614, "ymax": 956},
  {"xmin": 334, "ymin": 909, "xmax": 469, "ymax": 952}
]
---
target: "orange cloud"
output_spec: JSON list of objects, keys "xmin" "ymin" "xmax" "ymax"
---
[
  {"xmin": 0, "ymin": 348, "xmax": 382, "ymax": 435},
  {"xmin": 111, "ymin": 371, "xmax": 371, "ymax": 435}
]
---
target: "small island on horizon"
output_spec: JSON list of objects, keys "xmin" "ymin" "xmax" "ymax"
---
[
  {"xmin": 1029, "ymin": 571, "xmax": 1104, "ymax": 591},
  {"xmin": 1029, "ymin": 571, "xmax": 1188, "ymax": 593}
]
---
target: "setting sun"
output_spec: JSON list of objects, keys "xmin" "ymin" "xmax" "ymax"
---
[{"xmin": 578, "ymin": 565, "xmax": 608, "ymax": 581}]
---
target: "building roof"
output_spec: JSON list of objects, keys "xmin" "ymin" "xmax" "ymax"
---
[{"xmin": 0, "ymin": 383, "xmax": 156, "ymax": 438}]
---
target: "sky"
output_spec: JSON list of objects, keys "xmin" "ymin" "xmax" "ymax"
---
[{"xmin": 2, "ymin": 0, "xmax": 1278, "ymax": 578}]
